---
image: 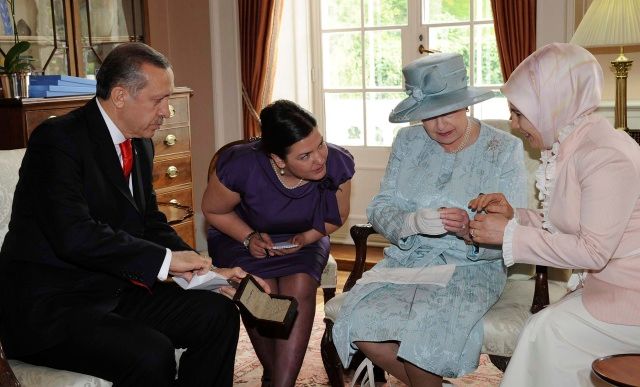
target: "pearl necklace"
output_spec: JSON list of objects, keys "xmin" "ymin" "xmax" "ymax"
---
[
  {"xmin": 447, "ymin": 118, "xmax": 472, "ymax": 153},
  {"xmin": 270, "ymin": 159, "xmax": 305, "ymax": 189}
]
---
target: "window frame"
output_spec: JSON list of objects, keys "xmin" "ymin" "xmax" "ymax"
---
[{"xmin": 310, "ymin": 0, "xmax": 504, "ymax": 148}]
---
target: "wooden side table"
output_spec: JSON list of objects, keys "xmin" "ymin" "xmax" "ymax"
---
[{"xmin": 592, "ymin": 354, "xmax": 640, "ymax": 387}]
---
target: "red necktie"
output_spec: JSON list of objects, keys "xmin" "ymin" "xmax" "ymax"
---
[
  {"xmin": 119, "ymin": 139, "xmax": 150, "ymax": 293},
  {"xmin": 119, "ymin": 139, "xmax": 133, "ymax": 180}
]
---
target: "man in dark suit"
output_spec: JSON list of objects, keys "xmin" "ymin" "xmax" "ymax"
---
[{"xmin": 0, "ymin": 43, "xmax": 262, "ymax": 386}]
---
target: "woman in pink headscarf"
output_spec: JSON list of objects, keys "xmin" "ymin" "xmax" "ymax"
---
[{"xmin": 468, "ymin": 42, "xmax": 640, "ymax": 386}]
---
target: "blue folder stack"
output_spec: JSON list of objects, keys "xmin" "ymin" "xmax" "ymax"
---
[{"xmin": 29, "ymin": 75, "xmax": 97, "ymax": 98}]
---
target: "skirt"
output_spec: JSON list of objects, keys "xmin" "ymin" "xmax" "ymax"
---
[
  {"xmin": 207, "ymin": 227, "xmax": 329, "ymax": 282},
  {"xmin": 500, "ymin": 289, "xmax": 640, "ymax": 387},
  {"xmin": 332, "ymin": 261, "xmax": 505, "ymax": 378}
]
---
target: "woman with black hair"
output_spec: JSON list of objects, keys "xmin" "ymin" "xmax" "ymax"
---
[{"xmin": 203, "ymin": 99, "xmax": 355, "ymax": 387}]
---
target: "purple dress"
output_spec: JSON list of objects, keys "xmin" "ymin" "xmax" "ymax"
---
[{"xmin": 207, "ymin": 141, "xmax": 355, "ymax": 281}]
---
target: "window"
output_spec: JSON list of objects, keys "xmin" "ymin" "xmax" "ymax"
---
[{"xmin": 313, "ymin": 0, "xmax": 505, "ymax": 147}]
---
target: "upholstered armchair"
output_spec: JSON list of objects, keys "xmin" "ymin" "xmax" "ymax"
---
[
  {"xmin": 320, "ymin": 120, "xmax": 572, "ymax": 386},
  {"xmin": 0, "ymin": 148, "xmax": 188, "ymax": 386},
  {"xmin": 0, "ymin": 148, "xmax": 111, "ymax": 385}
]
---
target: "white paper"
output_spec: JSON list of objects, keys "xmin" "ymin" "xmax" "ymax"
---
[
  {"xmin": 173, "ymin": 271, "xmax": 230, "ymax": 291},
  {"xmin": 355, "ymin": 264, "xmax": 455, "ymax": 287},
  {"xmin": 271, "ymin": 242, "xmax": 299, "ymax": 250}
]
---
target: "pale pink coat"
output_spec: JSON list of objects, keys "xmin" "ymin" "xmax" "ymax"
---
[{"xmin": 503, "ymin": 43, "xmax": 640, "ymax": 326}]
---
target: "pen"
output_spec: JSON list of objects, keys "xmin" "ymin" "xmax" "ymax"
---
[
  {"xmin": 472, "ymin": 193, "xmax": 484, "ymax": 254},
  {"xmin": 256, "ymin": 232, "xmax": 270, "ymax": 257}
]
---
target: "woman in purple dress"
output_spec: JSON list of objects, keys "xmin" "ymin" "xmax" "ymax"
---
[{"xmin": 203, "ymin": 100, "xmax": 355, "ymax": 387}]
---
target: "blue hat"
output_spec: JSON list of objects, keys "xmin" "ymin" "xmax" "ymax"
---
[{"xmin": 389, "ymin": 53, "xmax": 496, "ymax": 123}]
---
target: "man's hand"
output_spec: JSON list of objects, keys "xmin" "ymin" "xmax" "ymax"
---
[
  {"xmin": 213, "ymin": 267, "xmax": 272, "ymax": 298},
  {"xmin": 170, "ymin": 251, "xmax": 211, "ymax": 282},
  {"xmin": 468, "ymin": 193, "xmax": 514, "ymax": 219}
]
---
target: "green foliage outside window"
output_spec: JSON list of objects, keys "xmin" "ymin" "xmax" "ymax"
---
[{"xmin": 320, "ymin": 0, "xmax": 503, "ymax": 147}]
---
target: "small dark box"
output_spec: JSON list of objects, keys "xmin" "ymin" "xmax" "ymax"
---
[{"xmin": 233, "ymin": 275, "xmax": 298, "ymax": 332}]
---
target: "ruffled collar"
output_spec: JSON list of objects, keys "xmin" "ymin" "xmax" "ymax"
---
[{"xmin": 535, "ymin": 114, "xmax": 591, "ymax": 232}]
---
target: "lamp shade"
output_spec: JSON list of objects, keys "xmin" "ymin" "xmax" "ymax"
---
[{"xmin": 570, "ymin": 0, "xmax": 640, "ymax": 47}]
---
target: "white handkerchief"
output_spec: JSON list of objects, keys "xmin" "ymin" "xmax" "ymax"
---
[
  {"xmin": 356, "ymin": 264, "xmax": 455, "ymax": 287},
  {"xmin": 174, "ymin": 271, "xmax": 230, "ymax": 291}
]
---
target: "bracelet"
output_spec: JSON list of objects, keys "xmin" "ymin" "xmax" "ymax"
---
[{"xmin": 242, "ymin": 231, "xmax": 258, "ymax": 249}]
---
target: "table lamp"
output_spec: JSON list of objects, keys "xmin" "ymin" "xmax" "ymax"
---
[{"xmin": 570, "ymin": 0, "xmax": 640, "ymax": 131}]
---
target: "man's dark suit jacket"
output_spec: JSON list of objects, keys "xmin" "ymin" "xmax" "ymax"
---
[{"xmin": 0, "ymin": 98, "xmax": 192, "ymax": 357}]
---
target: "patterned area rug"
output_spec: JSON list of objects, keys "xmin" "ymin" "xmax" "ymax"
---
[{"xmin": 233, "ymin": 305, "xmax": 503, "ymax": 386}]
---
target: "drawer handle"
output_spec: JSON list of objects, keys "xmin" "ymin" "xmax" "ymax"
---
[
  {"xmin": 48, "ymin": 115, "xmax": 57, "ymax": 119},
  {"xmin": 164, "ymin": 134, "xmax": 177, "ymax": 146},
  {"xmin": 166, "ymin": 166, "xmax": 179, "ymax": 178},
  {"xmin": 168, "ymin": 104, "xmax": 176, "ymax": 118},
  {"xmin": 157, "ymin": 201, "xmax": 194, "ymax": 225},
  {"xmin": 169, "ymin": 198, "xmax": 180, "ymax": 204}
]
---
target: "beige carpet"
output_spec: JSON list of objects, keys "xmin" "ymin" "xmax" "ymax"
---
[{"xmin": 233, "ymin": 305, "xmax": 503, "ymax": 386}]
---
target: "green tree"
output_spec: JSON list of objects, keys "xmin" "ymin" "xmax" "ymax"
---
[{"xmin": 348, "ymin": 125, "xmax": 361, "ymax": 140}]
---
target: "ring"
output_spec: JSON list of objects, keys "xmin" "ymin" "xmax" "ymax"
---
[{"xmin": 470, "ymin": 229, "xmax": 476, "ymax": 237}]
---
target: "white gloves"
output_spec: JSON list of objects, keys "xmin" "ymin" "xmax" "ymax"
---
[{"xmin": 399, "ymin": 208, "xmax": 446, "ymax": 238}]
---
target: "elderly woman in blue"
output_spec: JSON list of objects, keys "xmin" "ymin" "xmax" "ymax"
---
[{"xmin": 332, "ymin": 53, "xmax": 528, "ymax": 386}]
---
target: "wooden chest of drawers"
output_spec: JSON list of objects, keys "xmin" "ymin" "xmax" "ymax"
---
[{"xmin": 0, "ymin": 87, "xmax": 196, "ymax": 247}]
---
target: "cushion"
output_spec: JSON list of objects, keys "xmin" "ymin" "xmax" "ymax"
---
[
  {"xmin": 324, "ymin": 291, "xmax": 348, "ymax": 322},
  {"xmin": 325, "ymin": 278, "xmax": 569, "ymax": 358},
  {"xmin": 10, "ymin": 360, "xmax": 112, "ymax": 387},
  {"xmin": 321, "ymin": 254, "xmax": 338, "ymax": 289},
  {"xmin": 10, "ymin": 349, "xmax": 185, "ymax": 386},
  {"xmin": 482, "ymin": 280, "xmax": 568, "ymax": 357},
  {"xmin": 507, "ymin": 263, "xmax": 535, "ymax": 280},
  {"xmin": 0, "ymin": 148, "xmax": 25, "ymax": 246}
]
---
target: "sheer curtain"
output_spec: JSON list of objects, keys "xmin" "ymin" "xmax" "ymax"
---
[
  {"xmin": 238, "ymin": 0, "xmax": 284, "ymax": 138},
  {"xmin": 491, "ymin": 0, "xmax": 537, "ymax": 81}
]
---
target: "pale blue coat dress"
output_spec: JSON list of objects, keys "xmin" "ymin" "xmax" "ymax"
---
[{"xmin": 332, "ymin": 121, "xmax": 527, "ymax": 377}]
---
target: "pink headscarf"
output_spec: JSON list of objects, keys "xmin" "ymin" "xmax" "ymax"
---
[{"xmin": 501, "ymin": 43, "xmax": 604, "ymax": 149}]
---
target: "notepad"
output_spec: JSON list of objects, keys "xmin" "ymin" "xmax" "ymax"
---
[
  {"xmin": 270, "ymin": 242, "xmax": 299, "ymax": 250},
  {"xmin": 173, "ymin": 271, "xmax": 231, "ymax": 291}
]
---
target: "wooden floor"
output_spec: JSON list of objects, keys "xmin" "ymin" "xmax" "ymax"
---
[{"xmin": 329, "ymin": 243, "xmax": 384, "ymax": 271}]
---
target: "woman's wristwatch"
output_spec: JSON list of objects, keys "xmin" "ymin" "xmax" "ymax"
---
[{"xmin": 242, "ymin": 231, "xmax": 258, "ymax": 249}]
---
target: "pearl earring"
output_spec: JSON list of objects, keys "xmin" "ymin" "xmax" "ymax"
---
[{"xmin": 279, "ymin": 168, "xmax": 285, "ymax": 176}]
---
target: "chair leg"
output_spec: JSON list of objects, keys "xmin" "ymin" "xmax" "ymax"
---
[
  {"xmin": 373, "ymin": 364, "xmax": 387, "ymax": 383},
  {"xmin": 349, "ymin": 351, "xmax": 387, "ymax": 384},
  {"xmin": 488, "ymin": 354, "xmax": 511, "ymax": 372},
  {"xmin": 321, "ymin": 319, "xmax": 346, "ymax": 387},
  {"xmin": 323, "ymin": 287, "xmax": 336, "ymax": 304}
]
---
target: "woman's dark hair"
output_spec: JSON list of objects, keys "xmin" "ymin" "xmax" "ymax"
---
[
  {"xmin": 259, "ymin": 100, "xmax": 317, "ymax": 159},
  {"xmin": 96, "ymin": 42, "xmax": 171, "ymax": 99}
]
